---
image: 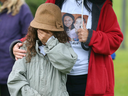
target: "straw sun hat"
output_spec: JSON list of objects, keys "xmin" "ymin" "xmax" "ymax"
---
[{"xmin": 30, "ymin": 3, "xmax": 64, "ymax": 32}]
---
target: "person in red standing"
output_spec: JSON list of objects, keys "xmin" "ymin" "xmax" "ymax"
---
[
  {"xmin": 9, "ymin": 0, "xmax": 123, "ymax": 96},
  {"xmin": 0, "ymin": 0, "xmax": 33, "ymax": 96}
]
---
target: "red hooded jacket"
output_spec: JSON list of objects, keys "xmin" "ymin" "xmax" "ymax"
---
[{"xmin": 19, "ymin": 0, "xmax": 123, "ymax": 96}]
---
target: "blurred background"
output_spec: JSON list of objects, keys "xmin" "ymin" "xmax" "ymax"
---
[
  {"xmin": 20, "ymin": 0, "xmax": 128, "ymax": 95},
  {"xmin": 112, "ymin": 0, "xmax": 128, "ymax": 96}
]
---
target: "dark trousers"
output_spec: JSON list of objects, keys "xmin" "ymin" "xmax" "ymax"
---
[
  {"xmin": 0, "ymin": 84, "xmax": 10, "ymax": 96},
  {"xmin": 66, "ymin": 74, "xmax": 87, "ymax": 96}
]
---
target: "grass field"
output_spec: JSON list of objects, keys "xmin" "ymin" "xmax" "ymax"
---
[{"xmin": 113, "ymin": 0, "xmax": 128, "ymax": 96}]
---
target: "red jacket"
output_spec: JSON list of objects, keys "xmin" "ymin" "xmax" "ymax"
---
[
  {"xmin": 85, "ymin": 1, "xmax": 123, "ymax": 96},
  {"xmin": 20, "ymin": 0, "xmax": 123, "ymax": 96}
]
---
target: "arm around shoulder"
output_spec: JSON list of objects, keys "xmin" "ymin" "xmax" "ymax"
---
[{"xmin": 9, "ymin": 40, "xmax": 22, "ymax": 60}]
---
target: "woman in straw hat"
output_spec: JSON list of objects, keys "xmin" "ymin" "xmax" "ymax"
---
[
  {"xmin": 7, "ymin": 3, "xmax": 77, "ymax": 96},
  {"xmin": 0, "ymin": 0, "xmax": 33, "ymax": 96},
  {"xmin": 10, "ymin": 0, "xmax": 123, "ymax": 96}
]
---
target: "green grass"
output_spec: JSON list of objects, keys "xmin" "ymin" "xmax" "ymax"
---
[
  {"xmin": 114, "ymin": 49, "xmax": 128, "ymax": 96},
  {"xmin": 113, "ymin": 0, "xmax": 128, "ymax": 96}
]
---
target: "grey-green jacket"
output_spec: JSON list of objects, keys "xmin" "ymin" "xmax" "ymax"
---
[{"xmin": 7, "ymin": 38, "xmax": 77, "ymax": 96}]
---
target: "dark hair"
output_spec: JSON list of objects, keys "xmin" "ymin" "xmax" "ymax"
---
[
  {"xmin": 88, "ymin": 0, "xmax": 106, "ymax": 4},
  {"xmin": 55, "ymin": 0, "xmax": 65, "ymax": 9},
  {"xmin": 76, "ymin": 16, "xmax": 86, "ymax": 23},
  {"xmin": 62, "ymin": 13, "xmax": 75, "ymax": 31},
  {"xmin": 55, "ymin": 0, "xmax": 91, "ymax": 12},
  {"xmin": 25, "ymin": 26, "xmax": 69, "ymax": 63},
  {"xmin": 55, "ymin": 0, "xmax": 111, "ymax": 12}
]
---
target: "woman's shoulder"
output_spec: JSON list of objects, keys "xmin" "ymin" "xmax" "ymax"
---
[
  {"xmin": 19, "ymin": 3, "xmax": 32, "ymax": 14},
  {"xmin": 21, "ymin": 3, "xmax": 30, "ymax": 9},
  {"xmin": 20, "ymin": 41, "xmax": 27, "ymax": 50}
]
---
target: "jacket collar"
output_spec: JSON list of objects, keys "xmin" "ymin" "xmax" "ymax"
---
[
  {"xmin": 91, "ymin": 0, "xmax": 112, "ymax": 30},
  {"xmin": 35, "ymin": 40, "xmax": 45, "ymax": 57}
]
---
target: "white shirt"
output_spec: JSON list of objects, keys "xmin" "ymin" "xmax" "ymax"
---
[{"xmin": 61, "ymin": 0, "xmax": 92, "ymax": 75}]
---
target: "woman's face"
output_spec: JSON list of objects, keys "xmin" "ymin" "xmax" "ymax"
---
[
  {"xmin": 74, "ymin": 18, "xmax": 87, "ymax": 31},
  {"xmin": 37, "ymin": 29, "xmax": 53, "ymax": 45},
  {"xmin": 64, "ymin": 16, "xmax": 73, "ymax": 28},
  {"xmin": 74, "ymin": 18, "xmax": 82, "ymax": 31}
]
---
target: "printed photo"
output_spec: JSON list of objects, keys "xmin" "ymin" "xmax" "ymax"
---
[{"xmin": 62, "ymin": 13, "xmax": 88, "ymax": 42}]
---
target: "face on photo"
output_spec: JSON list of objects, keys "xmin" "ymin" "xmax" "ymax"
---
[
  {"xmin": 64, "ymin": 16, "xmax": 74, "ymax": 28},
  {"xmin": 74, "ymin": 18, "xmax": 82, "ymax": 31},
  {"xmin": 74, "ymin": 17, "xmax": 87, "ymax": 32}
]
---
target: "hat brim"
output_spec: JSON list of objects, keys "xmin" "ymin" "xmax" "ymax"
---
[{"xmin": 30, "ymin": 19, "xmax": 64, "ymax": 32}]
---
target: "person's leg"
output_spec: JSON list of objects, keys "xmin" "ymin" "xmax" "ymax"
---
[
  {"xmin": 0, "ymin": 84, "xmax": 10, "ymax": 96},
  {"xmin": 66, "ymin": 74, "xmax": 87, "ymax": 96},
  {"xmin": 66, "ymin": 75, "xmax": 73, "ymax": 96}
]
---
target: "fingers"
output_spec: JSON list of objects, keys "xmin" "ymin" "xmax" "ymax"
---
[
  {"xmin": 15, "ymin": 51, "xmax": 26, "ymax": 60},
  {"xmin": 37, "ymin": 29, "xmax": 53, "ymax": 44},
  {"xmin": 17, "ymin": 43, "xmax": 23, "ymax": 47},
  {"xmin": 77, "ymin": 27, "xmax": 89, "ymax": 43},
  {"xmin": 79, "ymin": 37, "xmax": 87, "ymax": 42},
  {"xmin": 78, "ymin": 30, "xmax": 86, "ymax": 42},
  {"xmin": 77, "ymin": 29, "xmax": 83, "ymax": 36},
  {"xmin": 15, "ymin": 58, "xmax": 18, "ymax": 61},
  {"xmin": 81, "ymin": 21, "xmax": 86, "ymax": 29},
  {"xmin": 13, "ymin": 43, "xmax": 26, "ymax": 60}
]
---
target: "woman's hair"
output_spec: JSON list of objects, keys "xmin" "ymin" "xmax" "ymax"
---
[
  {"xmin": 0, "ymin": 0, "xmax": 25, "ymax": 16},
  {"xmin": 55, "ymin": 0, "xmax": 91, "ymax": 12},
  {"xmin": 25, "ymin": 26, "xmax": 69, "ymax": 63},
  {"xmin": 76, "ymin": 16, "xmax": 86, "ymax": 23},
  {"xmin": 62, "ymin": 13, "xmax": 75, "ymax": 31},
  {"xmin": 55, "ymin": 0, "xmax": 111, "ymax": 12},
  {"xmin": 88, "ymin": 0, "xmax": 106, "ymax": 4}
]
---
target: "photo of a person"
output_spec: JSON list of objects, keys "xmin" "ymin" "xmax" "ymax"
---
[
  {"xmin": 74, "ymin": 16, "xmax": 87, "ymax": 32},
  {"xmin": 70, "ymin": 16, "xmax": 87, "ymax": 41},
  {"xmin": 62, "ymin": 13, "xmax": 75, "ymax": 37}
]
